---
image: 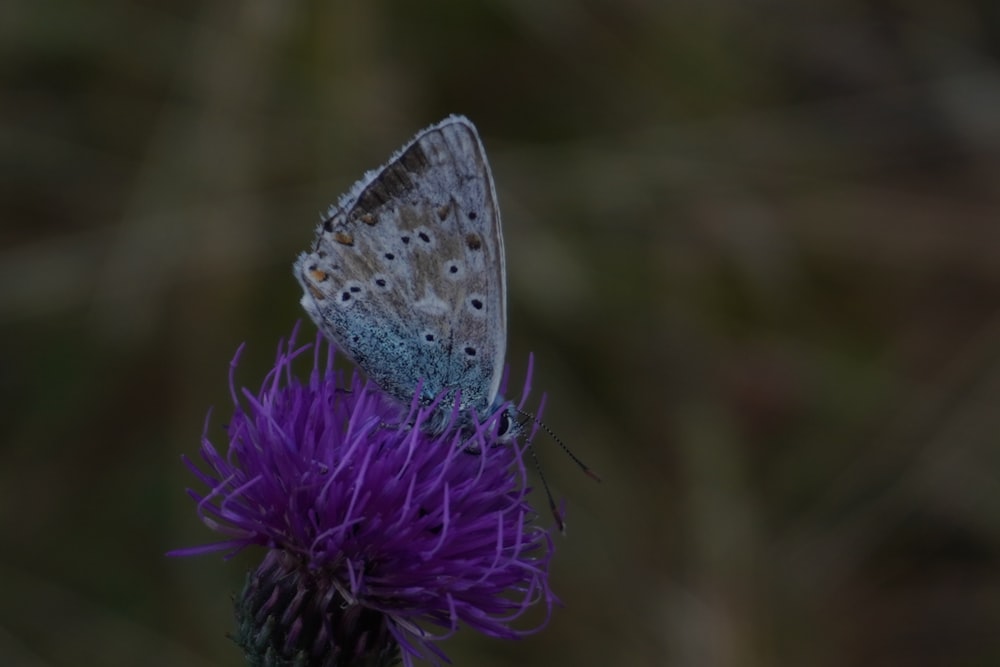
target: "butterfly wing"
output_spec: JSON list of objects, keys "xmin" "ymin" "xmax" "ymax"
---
[{"xmin": 295, "ymin": 115, "xmax": 507, "ymax": 417}]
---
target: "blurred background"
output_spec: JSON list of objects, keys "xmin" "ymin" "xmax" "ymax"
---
[{"xmin": 4, "ymin": 1, "xmax": 1000, "ymax": 665}]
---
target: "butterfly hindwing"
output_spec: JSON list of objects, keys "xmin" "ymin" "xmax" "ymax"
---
[{"xmin": 295, "ymin": 116, "xmax": 507, "ymax": 417}]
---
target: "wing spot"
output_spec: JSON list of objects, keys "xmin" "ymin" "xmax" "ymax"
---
[
  {"xmin": 375, "ymin": 278, "xmax": 387, "ymax": 287},
  {"xmin": 340, "ymin": 291, "xmax": 352, "ymax": 302},
  {"xmin": 424, "ymin": 333, "xmax": 435, "ymax": 342},
  {"xmin": 471, "ymin": 298, "xmax": 483, "ymax": 310},
  {"xmin": 419, "ymin": 231, "xmax": 431, "ymax": 243},
  {"xmin": 465, "ymin": 234, "xmax": 482, "ymax": 251},
  {"xmin": 443, "ymin": 260, "xmax": 465, "ymax": 280},
  {"xmin": 468, "ymin": 211, "xmax": 478, "ymax": 220},
  {"xmin": 349, "ymin": 285, "xmax": 361, "ymax": 293},
  {"xmin": 309, "ymin": 268, "xmax": 329, "ymax": 283},
  {"xmin": 401, "ymin": 235, "xmax": 411, "ymax": 244},
  {"xmin": 323, "ymin": 219, "xmax": 334, "ymax": 233},
  {"xmin": 360, "ymin": 213, "xmax": 377, "ymax": 225},
  {"xmin": 437, "ymin": 205, "xmax": 450, "ymax": 221},
  {"xmin": 384, "ymin": 252, "xmax": 395, "ymax": 260},
  {"xmin": 464, "ymin": 346, "xmax": 477, "ymax": 357},
  {"xmin": 334, "ymin": 231, "xmax": 354, "ymax": 246}
]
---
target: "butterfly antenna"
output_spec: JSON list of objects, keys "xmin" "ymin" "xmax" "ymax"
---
[
  {"xmin": 525, "ymin": 437, "xmax": 566, "ymax": 534},
  {"xmin": 519, "ymin": 409, "xmax": 602, "ymax": 482}
]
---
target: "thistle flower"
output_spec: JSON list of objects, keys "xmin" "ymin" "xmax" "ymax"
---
[{"xmin": 173, "ymin": 324, "xmax": 557, "ymax": 666}]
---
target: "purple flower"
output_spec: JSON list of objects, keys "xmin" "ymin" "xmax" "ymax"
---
[{"xmin": 174, "ymin": 324, "xmax": 557, "ymax": 666}]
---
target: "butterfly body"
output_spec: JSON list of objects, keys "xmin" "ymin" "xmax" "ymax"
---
[{"xmin": 295, "ymin": 116, "xmax": 509, "ymax": 429}]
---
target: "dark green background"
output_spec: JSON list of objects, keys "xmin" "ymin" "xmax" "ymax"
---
[{"xmin": 4, "ymin": 2, "xmax": 1000, "ymax": 665}]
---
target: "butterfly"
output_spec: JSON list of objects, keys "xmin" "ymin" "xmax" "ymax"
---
[{"xmin": 294, "ymin": 115, "xmax": 514, "ymax": 437}]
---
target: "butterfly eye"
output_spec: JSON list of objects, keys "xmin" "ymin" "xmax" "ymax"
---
[{"xmin": 497, "ymin": 411, "xmax": 511, "ymax": 437}]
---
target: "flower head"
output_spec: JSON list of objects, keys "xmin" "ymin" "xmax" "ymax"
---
[{"xmin": 175, "ymin": 324, "xmax": 557, "ymax": 666}]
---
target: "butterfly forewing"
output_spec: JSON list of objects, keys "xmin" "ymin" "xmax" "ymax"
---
[{"xmin": 295, "ymin": 116, "xmax": 507, "ymax": 418}]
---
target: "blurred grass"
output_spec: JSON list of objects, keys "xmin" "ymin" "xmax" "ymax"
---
[{"xmin": 3, "ymin": 1, "xmax": 1000, "ymax": 665}]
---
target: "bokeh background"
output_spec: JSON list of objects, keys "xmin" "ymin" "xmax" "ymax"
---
[{"xmin": 4, "ymin": 1, "xmax": 1000, "ymax": 665}]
